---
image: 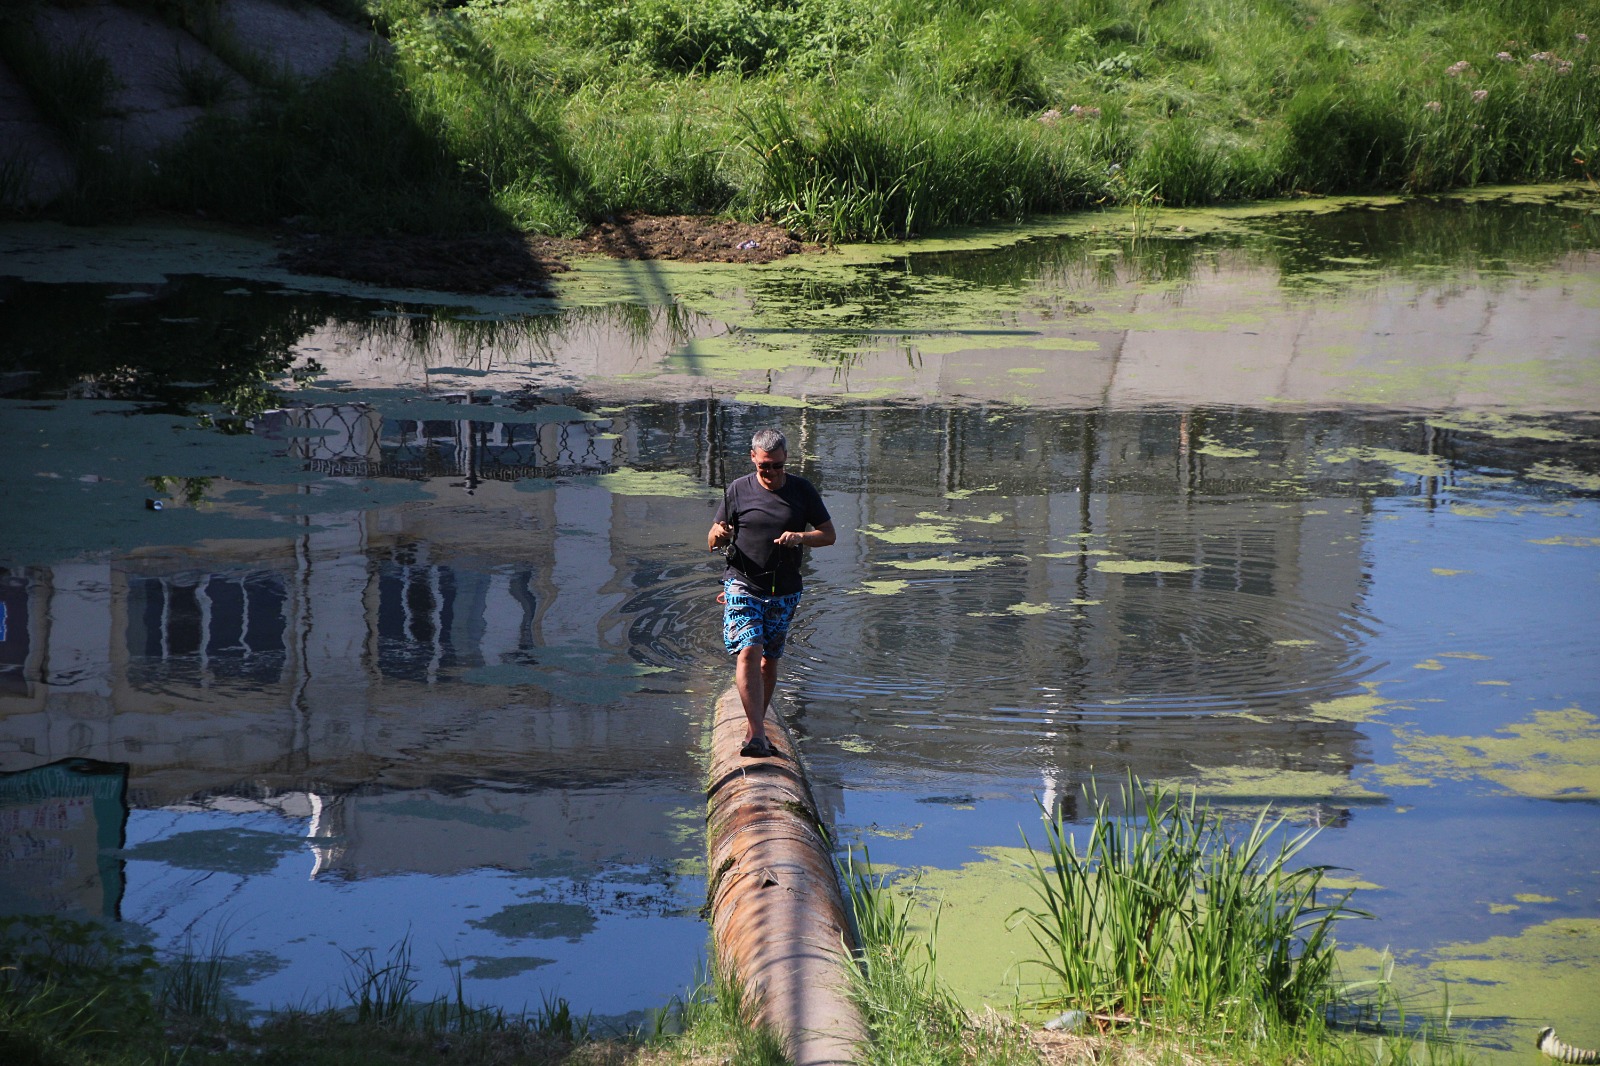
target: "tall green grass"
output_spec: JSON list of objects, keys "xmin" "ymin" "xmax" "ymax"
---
[
  {"xmin": 9, "ymin": 0, "xmax": 1600, "ymax": 236},
  {"xmin": 1016, "ymin": 774, "xmax": 1367, "ymax": 1030}
]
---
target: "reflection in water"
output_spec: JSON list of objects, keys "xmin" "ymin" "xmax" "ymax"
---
[
  {"xmin": 0, "ymin": 758, "xmax": 128, "ymax": 918},
  {"xmin": 0, "ymin": 192, "xmax": 1598, "ymax": 1041}
]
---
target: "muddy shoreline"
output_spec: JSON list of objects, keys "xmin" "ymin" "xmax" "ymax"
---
[{"xmin": 277, "ymin": 213, "xmax": 820, "ymax": 295}]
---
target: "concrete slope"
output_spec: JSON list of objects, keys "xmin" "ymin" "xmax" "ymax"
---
[
  {"xmin": 705, "ymin": 686, "xmax": 866, "ymax": 1066},
  {"xmin": 1, "ymin": 0, "xmax": 378, "ymax": 208}
]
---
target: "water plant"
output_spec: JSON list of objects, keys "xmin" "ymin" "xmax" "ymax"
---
[
  {"xmin": 158, "ymin": 924, "xmax": 232, "ymax": 1021},
  {"xmin": 1014, "ymin": 773, "xmax": 1368, "ymax": 1030}
]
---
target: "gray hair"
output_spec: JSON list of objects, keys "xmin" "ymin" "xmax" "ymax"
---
[{"xmin": 750, "ymin": 428, "xmax": 787, "ymax": 453}]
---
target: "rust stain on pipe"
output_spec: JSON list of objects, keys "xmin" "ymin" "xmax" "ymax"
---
[{"xmin": 705, "ymin": 686, "xmax": 866, "ymax": 1066}]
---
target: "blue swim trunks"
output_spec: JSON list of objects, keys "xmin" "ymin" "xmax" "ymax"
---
[{"xmin": 723, "ymin": 581, "xmax": 803, "ymax": 658}]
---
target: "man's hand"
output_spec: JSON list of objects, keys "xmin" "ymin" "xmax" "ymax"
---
[
  {"xmin": 774, "ymin": 531, "xmax": 805, "ymax": 547},
  {"xmin": 709, "ymin": 520, "xmax": 733, "ymax": 550}
]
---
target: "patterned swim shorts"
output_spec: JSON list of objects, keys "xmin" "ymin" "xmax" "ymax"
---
[{"xmin": 722, "ymin": 582, "xmax": 803, "ymax": 658}]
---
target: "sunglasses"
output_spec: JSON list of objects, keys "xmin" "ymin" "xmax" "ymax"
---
[{"xmin": 756, "ymin": 462, "xmax": 785, "ymax": 471}]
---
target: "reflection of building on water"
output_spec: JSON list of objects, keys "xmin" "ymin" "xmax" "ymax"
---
[
  {"xmin": 0, "ymin": 477, "xmax": 706, "ymax": 813},
  {"xmin": 0, "ymin": 402, "xmax": 1404, "ymax": 862},
  {"xmin": 0, "ymin": 758, "xmax": 128, "ymax": 918},
  {"xmin": 252, "ymin": 399, "xmax": 619, "ymax": 484}
]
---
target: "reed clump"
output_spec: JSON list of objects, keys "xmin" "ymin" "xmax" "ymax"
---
[{"xmin": 1016, "ymin": 775, "xmax": 1364, "ymax": 1030}]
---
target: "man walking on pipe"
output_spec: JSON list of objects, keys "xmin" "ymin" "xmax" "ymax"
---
[{"xmin": 707, "ymin": 427, "xmax": 836, "ymax": 758}]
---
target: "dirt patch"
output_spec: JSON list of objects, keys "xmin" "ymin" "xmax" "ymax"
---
[
  {"xmin": 277, "ymin": 213, "xmax": 817, "ymax": 294},
  {"xmin": 570, "ymin": 213, "xmax": 808, "ymax": 263}
]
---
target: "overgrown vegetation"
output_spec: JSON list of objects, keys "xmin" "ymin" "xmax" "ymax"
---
[
  {"xmin": 839, "ymin": 776, "xmax": 1472, "ymax": 1066},
  {"xmin": 2, "ymin": 0, "xmax": 1597, "ymax": 238},
  {"xmin": 1017, "ymin": 775, "xmax": 1364, "ymax": 1029}
]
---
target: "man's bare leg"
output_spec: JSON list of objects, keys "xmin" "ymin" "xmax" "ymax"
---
[
  {"xmin": 736, "ymin": 644, "xmax": 767, "ymax": 743},
  {"xmin": 761, "ymin": 654, "xmax": 779, "ymax": 714}
]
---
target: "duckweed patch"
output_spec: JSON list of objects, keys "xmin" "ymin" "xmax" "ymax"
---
[
  {"xmin": 466, "ymin": 902, "xmax": 597, "ymax": 942},
  {"xmin": 1398, "ymin": 919, "xmax": 1600, "ymax": 1055},
  {"xmin": 1321, "ymin": 447, "xmax": 1452, "ymax": 480},
  {"xmin": 1094, "ymin": 559, "xmax": 1201, "ymax": 574},
  {"xmin": 860, "ymin": 522, "xmax": 962, "ymax": 545},
  {"xmin": 851, "ymin": 579, "xmax": 911, "ymax": 596},
  {"xmin": 1182, "ymin": 766, "xmax": 1389, "ymax": 809},
  {"xmin": 885, "ymin": 556, "xmax": 1003, "ymax": 572},
  {"xmin": 1387, "ymin": 707, "xmax": 1600, "ymax": 799},
  {"xmin": 1528, "ymin": 462, "xmax": 1600, "ymax": 491},
  {"xmin": 1307, "ymin": 687, "xmax": 1402, "ymax": 723},
  {"xmin": 463, "ymin": 954, "xmax": 557, "ymax": 980},
  {"xmin": 591, "ymin": 469, "xmax": 720, "ymax": 499},
  {"xmin": 124, "ymin": 828, "xmax": 305, "ymax": 877}
]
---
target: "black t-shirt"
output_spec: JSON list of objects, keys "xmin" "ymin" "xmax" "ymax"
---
[{"xmin": 715, "ymin": 472, "xmax": 831, "ymax": 595}]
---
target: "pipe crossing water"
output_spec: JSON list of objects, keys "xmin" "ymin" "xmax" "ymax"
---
[{"xmin": 704, "ymin": 687, "xmax": 866, "ymax": 1066}]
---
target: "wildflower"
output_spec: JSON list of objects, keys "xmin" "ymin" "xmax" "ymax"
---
[
  {"xmin": 1531, "ymin": 51, "xmax": 1552, "ymax": 62},
  {"xmin": 1068, "ymin": 104, "xmax": 1101, "ymax": 118},
  {"xmin": 1495, "ymin": 51, "xmax": 1514, "ymax": 62},
  {"xmin": 1038, "ymin": 109, "xmax": 1062, "ymax": 124},
  {"xmin": 1108, "ymin": 162, "xmax": 1122, "ymax": 175},
  {"xmin": 1557, "ymin": 60, "xmax": 1574, "ymax": 74},
  {"xmin": 1424, "ymin": 100, "xmax": 1443, "ymax": 112},
  {"xmin": 1472, "ymin": 89, "xmax": 1489, "ymax": 102},
  {"xmin": 1445, "ymin": 60, "xmax": 1471, "ymax": 76},
  {"xmin": 1578, "ymin": 33, "xmax": 1590, "ymax": 43}
]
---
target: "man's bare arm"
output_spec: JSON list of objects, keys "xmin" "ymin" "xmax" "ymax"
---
[{"xmin": 775, "ymin": 520, "xmax": 837, "ymax": 549}]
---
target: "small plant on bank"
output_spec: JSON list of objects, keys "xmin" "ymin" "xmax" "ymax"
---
[{"xmin": 1015, "ymin": 774, "xmax": 1368, "ymax": 1032}]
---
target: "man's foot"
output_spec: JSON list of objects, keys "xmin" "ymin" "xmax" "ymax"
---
[{"xmin": 739, "ymin": 735, "xmax": 775, "ymax": 759}]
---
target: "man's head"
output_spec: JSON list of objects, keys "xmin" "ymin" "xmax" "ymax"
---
[{"xmin": 750, "ymin": 428, "xmax": 788, "ymax": 489}]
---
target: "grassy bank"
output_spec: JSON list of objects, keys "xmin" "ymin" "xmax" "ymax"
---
[{"xmin": 2, "ymin": 0, "xmax": 1597, "ymax": 240}]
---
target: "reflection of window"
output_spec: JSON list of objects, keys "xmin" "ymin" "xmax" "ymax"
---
[
  {"xmin": 126, "ymin": 573, "xmax": 287, "ymax": 687},
  {"xmin": 380, "ymin": 417, "xmax": 617, "ymax": 478},
  {"xmin": 376, "ymin": 563, "xmax": 538, "ymax": 682},
  {"xmin": 377, "ymin": 561, "xmax": 457, "ymax": 682},
  {"xmin": 0, "ymin": 573, "xmax": 29, "ymax": 698}
]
